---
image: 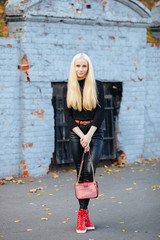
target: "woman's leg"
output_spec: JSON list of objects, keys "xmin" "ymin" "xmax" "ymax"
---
[
  {"xmin": 70, "ymin": 127, "xmax": 103, "ymax": 209},
  {"xmin": 70, "ymin": 130, "xmax": 90, "ymax": 210},
  {"xmin": 83, "ymin": 127, "xmax": 103, "ymax": 182}
]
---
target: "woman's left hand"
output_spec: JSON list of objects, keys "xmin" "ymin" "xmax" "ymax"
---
[{"xmin": 80, "ymin": 134, "xmax": 91, "ymax": 149}]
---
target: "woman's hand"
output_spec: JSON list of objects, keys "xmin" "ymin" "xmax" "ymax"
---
[
  {"xmin": 80, "ymin": 126, "xmax": 97, "ymax": 152},
  {"xmin": 80, "ymin": 135, "xmax": 90, "ymax": 153},
  {"xmin": 80, "ymin": 134, "xmax": 91, "ymax": 149},
  {"xmin": 72, "ymin": 125, "xmax": 97, "ymax": 152}
]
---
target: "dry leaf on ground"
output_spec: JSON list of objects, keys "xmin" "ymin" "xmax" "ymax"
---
[
  {"xmin": 5, "ymin": 176, "xmax": 14, "ymax": 181},
  {"xmin": 0, "ymin": 180, "xmax": 7, "ymax": 185},
  {"xmin": 51, "ymin": 173, "xmax": 59, "ymax": 178},
  {"xmin": 29, "ymin": 188, "xmax": 37, "ymax": 193}
]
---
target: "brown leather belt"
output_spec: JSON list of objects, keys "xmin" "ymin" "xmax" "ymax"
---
[{"xmin": 75, "ymin": 120, "xmax": 93, "ymax": 125}]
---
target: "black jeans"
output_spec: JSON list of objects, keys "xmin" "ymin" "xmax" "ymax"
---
[{"xmin": 70, "ymin": 123, "xmax": 103, "ymax": 210}]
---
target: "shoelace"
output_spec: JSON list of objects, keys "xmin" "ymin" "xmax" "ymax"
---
[{"xmin": 78, "ymin": 213, "xmax": 86, "ymax": 226}]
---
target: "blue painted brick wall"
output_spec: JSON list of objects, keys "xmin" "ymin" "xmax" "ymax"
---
[
  {"xmin": 0, "ymin": 0, "xmax": 159, "ymax": 177},
  {"xmin": 0, "ymin": 38, "xmax": 21, "ymax": 177}
]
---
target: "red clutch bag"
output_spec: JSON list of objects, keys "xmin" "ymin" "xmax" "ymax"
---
[{"xmin": 74, "ymin": 151, "xmax": 99, "ymax": 199}]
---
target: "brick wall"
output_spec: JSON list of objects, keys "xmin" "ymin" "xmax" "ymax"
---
[
  {"xmin": 1, "ymin": 0, "xmax": 159, "ymax": 177},
  {"xmin": 20, "ymin": 21, "xmax": 147, "ymax": 167},
  {"xmin": 144, "ymin": 44, "xmax": 160, "ymax": 159},
  {"xmin": 0, "ymin": 38, "xmax": 21, "ymax": 177}
]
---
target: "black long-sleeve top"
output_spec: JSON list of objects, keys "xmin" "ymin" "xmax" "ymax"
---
[{"xmin": 63, "ymin": 79, "xmax": 104, "ymax": 130}]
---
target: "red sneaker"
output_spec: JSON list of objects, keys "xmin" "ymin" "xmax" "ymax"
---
[
  {"xmin": 85, "ymin": 209, "xmax": 95, "ymax": 230},
  {"xmin": 76, "ymin": 209, "xmax": 87, "ymax": 233}
]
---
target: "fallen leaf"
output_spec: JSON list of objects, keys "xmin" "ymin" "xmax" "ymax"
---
[
  {"xmin": 118, "ymin": 202, "xmax": 122, "ymax": 204},
  {"xmin": 120, "ymin": 222, "xmax": 125, "ymax": 224},
  {"xmin": 106, "ymin": 226, "xmax": 110, "ymax": 228},
  {"xmin": 44, "ymin": 186, "xmax": 48, "ymax": 188},
  {"xmin": 139, "ymin": 169, "xmax": 143, "ymax": 172},
  {"xmin": 49, "ymin": 194, "xmax": 53, "ymax": 196},
  {"xmin": 37, "ymin": 194, "xmax": 40, "ymax": 196},
  {"xmin": 146, "ymin": 169, "xmax": 150, "ymax": 171},
  {"xmin": 29, "ymin": 188, "xmax": 37, "ymax": 193},
  {"xmin": 25, "ymin": 179, "xmax": 33, "ymax": 183},
  {"xmin": 152, "ymin": 185, "xmax": 156, "ymax": 189},
  {"xmin": 38, "ymin": 180, "xmax": 42, "ymax": 183},
  {"xmin": 26, "ymin": 229, "xmax": 32, "ymax": 231},
  {"xmin": 126, "ymin": 188, "xmax": 133, "ymax": 191},
  {"xmin": 41, "ymin": 218, "xmax": 48, "ymax": 220},
  {"xmin": 47, "ymin": 213, "xmax": 52, "ymax": 215},
  {"xmin": 113, "ymin": 170, "xmax": 121, "ymax": 173},
  {"xmin": 5, "ymin": 176, "xmax": 14, "ymax": 181},
  {"xmin": 30, "ymin": 203, "xmax": 36, "ymax": 206},
  {"xmin": 0, "ymin": 180, "xmax": 7, "ymax": 185},
  {"xmin": 107, "ymin": 169, "xmax": 113, "ymax": 172},
  {"xmin": 110, "ymin": 197, "xmax": 115, "ymax": 199},
  {"xmin": 52, "ymin": 173, "xmax": 59, "ymax": 179},
  {"xmin": 14, "ymin": 220, "xmax": 21, "ymax": 223},
  {"xmin": 101, "ymin": 198, "xmax": 105, "ymax": 200},
  {"xmin": 134, "ymin": 230, "xmax": 139, "ymax": 232},
  {"xmin": 66, "ymin": 218, "xmax": 70, "ymax": 220},
  {"xmin": 17, "ymin": 180, "xmax": 23, "ymax": 184},
  {"xmin": 92, "ymin": 204, "xmax": 95, "ymax": 206},
  {"xmin": 41, "ymin": 191, "xmax": 45, "ymax": 193},
  {"xmin": 44, "ymin": 208, "xmax": 50, "ymax": 211},
  {"xmin": 133, "ymin": 182, "xmax": 137, "ymax": 185},
  {"xmin": 122, "ymin": 229, "xmax": 125, "ymax": 232},
  {"xmin": 99, "ymin": 194, "xmax": 104, "ymax": 197},
  {"xmin": 98, "ymin": 174, "xmax": 104, "ymax": 177}
]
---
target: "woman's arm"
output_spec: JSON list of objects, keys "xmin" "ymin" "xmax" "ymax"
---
[
  {"xmin": 72, "ymin": 125, "xmax": 97, "ymax": 152},
  {"xmin": 72, "ymin": 126, "xmax": 84, "ymax": 139},
  {"xmin": 80, "ymin": 125, "xmax": 97, "ymax": 152}
]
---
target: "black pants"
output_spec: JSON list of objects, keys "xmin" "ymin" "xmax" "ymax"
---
[{"xmin": 70, "ymin": 123, "xmax": 103, "ymax": 210}]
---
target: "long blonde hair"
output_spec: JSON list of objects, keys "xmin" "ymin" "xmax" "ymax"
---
[{"xmin": 67, "ymin": 53, "xmax": 98, "ymax": 111}]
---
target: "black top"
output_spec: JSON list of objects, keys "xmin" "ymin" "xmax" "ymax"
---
[{"xmin": 63, "ymin": 79, "xmax": 104, "ymax": 130}]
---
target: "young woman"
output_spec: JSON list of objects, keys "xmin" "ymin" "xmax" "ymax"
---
[{"xmin": 63, "ymin": 53, "xmax": 104, "ymax": 233}]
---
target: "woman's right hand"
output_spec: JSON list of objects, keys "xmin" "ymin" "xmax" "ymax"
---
[
  {"xmin": 84, "ymin": 145, "xmax": 90, "ymax": 152},
  {"xmin": 80, "ymin": 135, "xmax": 90, "ymax": 152}
]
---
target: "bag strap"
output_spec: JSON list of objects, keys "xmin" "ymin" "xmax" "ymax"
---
[{"xmin": 77, "ymin": 151, "xmax": 96, "ymax": 183}]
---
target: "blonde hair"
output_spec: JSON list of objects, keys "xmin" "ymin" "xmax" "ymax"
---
[{"xmin": 67, "ymin": 53, "xmax": 98, "ymax": 111}]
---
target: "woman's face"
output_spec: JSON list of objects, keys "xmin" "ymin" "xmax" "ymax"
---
[{"xmin": 74, "ymin": 58, "xmax": 89, "ymax": 80}]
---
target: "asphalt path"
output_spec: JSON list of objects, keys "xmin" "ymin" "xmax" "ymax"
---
[{"xmin": 0, "ymin": 160, "xmax": 160, "ymax": 240}]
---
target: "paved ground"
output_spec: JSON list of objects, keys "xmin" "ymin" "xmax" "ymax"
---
[{"xmin": 0, "ymin": 159, "xmax": 160, "ymax": 240}]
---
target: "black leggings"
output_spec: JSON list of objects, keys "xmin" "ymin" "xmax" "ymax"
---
[{"xmin": 70, "ymin": 123, "xmax": 103, "ymax": 210}]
